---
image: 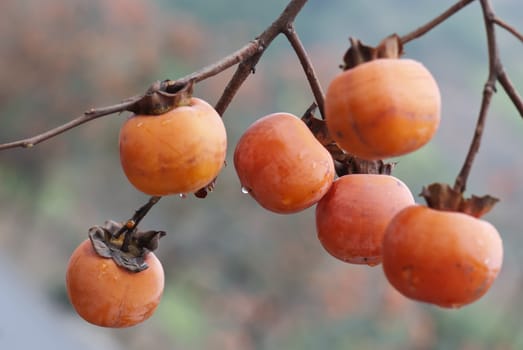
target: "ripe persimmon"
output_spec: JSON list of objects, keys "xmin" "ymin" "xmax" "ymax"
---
[
  {"xmin": 382, "ymin": 205, "xmax": 503, "ymax": 308},
  {"xmin": 234, "ymin": 112, "xmax": 335, "ymax": 214},
  {"xmin": 325, "ymin": 58, "xmax": 441, "ymax": 160},
  {"xmin": 119, "ymin": 97, "xmax": 227, "ymax": 196},
  {"xmin": 315, "ymin": 174, "xmax": 414, "ymax": 265},
  {"xmin": 66, "ymin": 239, "xmax": 164, "ymax": 328}
]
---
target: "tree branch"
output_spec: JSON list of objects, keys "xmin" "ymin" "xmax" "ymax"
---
[
  {"xmin": 400, "ymin": 0, "xmax": 476, "ymax": 44},
  {"xmin": 492, "ymin": 16, "xmax": 523, "ymax": 43},
  {"xmin": 497, "ymin": 68, "xmax": 523, "ymax": 117},
  {"xmin": 283, "ymin": 24, "xmax": 326, "ymax": 119},
  {"xmin": 0, "ymin": 0, "xmax": 308, "ymax": 151},
  {"xmin": 453, "ymin": 0, "xmax": 499, "ymax": 193},
  {"xmin": 215, "ymin": 0, "xmax": 308, "ymax": 114},
  {"xmin": 0, "ymin": 98, "xmax": 140, "ymax": 151}
]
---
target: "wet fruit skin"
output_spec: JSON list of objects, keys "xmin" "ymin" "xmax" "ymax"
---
[
  {"xmin": 234, "ymin": 112, "xmax": 335, "ymax": 214},
  {"xmin": 119, "ymin": 97, "xmax": 227, "ymax": 196},
  {"xmin": 382, "ymin": 205, "xmax": 503, "ymax": 308},
  {"xmin": 315, "ymin": 174, "xmax": 415, "ymax": 265},
  {"xmin": 325, "ymin": 58, "xmax": 441, "ymax": 160},
  {"xmin": 66, "ymin": 239, "xmax": 164, "ymax": 328}
]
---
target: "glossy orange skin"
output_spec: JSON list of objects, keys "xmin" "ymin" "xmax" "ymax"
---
[
  {"xmin": 315, "ymin": 174, "xmax": 414, "ymax": 265},
  {"xmin": 66, "ymin": 239, "xmax": 164, "ymax": 328},
  {"xmin": 234, "ymin": 112, "xmax": 335, "ymax": 214},
  {"xmin": 119, "ymin": 97, "xmax": 227, "ymax": 196},
  {"xmin": 382, "ymin": 205, "xmax": 503, "ymax": 308},
  {"xmin": 325, "ymin": 58, "xmax": 441, "ymax": 160}
]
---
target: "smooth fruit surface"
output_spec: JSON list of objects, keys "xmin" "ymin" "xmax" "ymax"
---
[
  {"xmin": 234, "ymin": 112, "xmax": 335, "ymax": 214},
  {"xmin": 325, "ymin": 58, "xmax": 441, "ymax": 160},
  {"xmin": 119, "ymin": 97, "xmax": 227, "ymax": 196},
  {"xmin": 382, "ymin": 205, "xmax": 503, "ymax": 308},
  {"xmin": 315, "ymin": 174, "xmax": 414, "ymax": 265},
  {"xmin": 66, "ymin": 239, "xmax": 164, "ymax": 328}
]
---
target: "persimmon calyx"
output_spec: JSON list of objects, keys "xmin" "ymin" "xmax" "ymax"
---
[
  {"xmin": 88, "ymin": 220, "xmax": 166, "ymax": 273},
  {"xmin": 341, "ymin": 34, "xmax": 404, "ymax": 70},
  {"xmin": 301, "ymin": 104, "xmax": 335, "ymax": 146},
  {"xmin": 126, "ymin": 79, "xmax": 195, "ymax": 116},
  {"xmin": 300, "ymin": 105, "xmax": 394, "ymax": 176},
  {"xmin": 420, "ymin": 182, "xmax": 499, "ymax": 218}
]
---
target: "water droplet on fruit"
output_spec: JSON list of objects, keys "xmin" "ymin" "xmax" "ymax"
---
[
  {"xmin": 179, "ymin": 193, "xmax": 187, "ymax": 199},
  {"xmin": 137, "ymin": 122, "xmax": 143, "ymax": 127},
  {"xmin": 241, "ymin": 186, "xmax": 251, "ymax": 194}
]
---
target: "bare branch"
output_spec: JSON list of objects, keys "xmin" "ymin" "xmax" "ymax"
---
[
  {"xmin": 168, "ymin": 40, "xmax": 263, "ymax": 92},
  {"xmin": 497, "ymin": 68, "xmax": 523, "ymax": 117},
  {"xmin": 453, "ymin": 0, "xmax": 499, "ymax": 193},
  {"xmin": 0, "ymin": 98, "xmax": 140, "ymax": 151},
  {"xmin": 492, "ymin": 16, "xmax": 523, "ymax": 43},
  {"xmin": 0, "ymin": 0, "xmax": 309, "ymax": 151},
  {"xmin": 283, "ymin": 24, "xmax": 326, "ymax": 119},
  {"xmin": 214, "ymin": 0, "xmax": 308, "ymax": 115},
  {"xmin": 400, "ymin": 0, "xmax": 476, "ymax": 44},
  {"xmin": 214, "ymin": 53, "xmax": 263, "ymax": 116}
]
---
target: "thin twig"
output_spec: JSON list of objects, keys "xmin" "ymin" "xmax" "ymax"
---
[
  {"xmin": 453, "ymin": 0, "xmax": 499, "ymax": 193},
  {"xmin": 283, "ymin": 24, "xmax": 326, "ymax": 119},
  {"xmin": 114, "ymin": 196, "xmax": 162, "ymax": 239},
  {"xmin": 497, "ymin": 69, "xmax": 523, "ymax": 117},
  {"xmin": 492, "ymin": 16, "xmax": 523, "ymax": 43},
  {"xmin": 215, "ymin": 0, "xmax": 308, "ymax": 115},
  {"xmin": 0, "ymin": 98, "xmax": 140, "ymax": 151},
  {"xmin": 0, "ymin": 0, "xmax": 308, "ymax": 151},
  {"xmin": 400, "ymin": 0, "xmax": 476, "ymax": 44},
  {"xmin": 214, "ymin": 53, "xmax": 264, "ymax": 115},
  {"xmin": 168, "ymin": 40, "xmax": 263, "ymax": 92}
]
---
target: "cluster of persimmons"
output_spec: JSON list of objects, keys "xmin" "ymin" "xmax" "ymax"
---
[{"xmin": 65, "ymin": 36, "xmax": 503, "ymax": 328}]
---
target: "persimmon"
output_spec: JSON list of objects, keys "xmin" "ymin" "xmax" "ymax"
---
[
  {"xmin": 315, "ymin": 174, "xmax": 414, "ymax": 265},
  {"xmin": 234, "ymin": 112, "xmax": 335, "ymax": 214},
  {"xmin": 325, "ymin": 58, "xmax": 441, "ymax": 160},
  {"xmin": 66, "ymin": 239, "xmax": 164, "ymax": 328},
  {"xmin": 119, "ymin": 97, "xmax": 227, "ymax": 196},
  {"xmin": 382, "ymin": 205, "xmax": 503, "ymax": 308}
]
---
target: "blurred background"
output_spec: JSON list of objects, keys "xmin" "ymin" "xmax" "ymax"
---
[{"xmin": 0, "ymin": 0, "xmax": 522, "ymax": 349}]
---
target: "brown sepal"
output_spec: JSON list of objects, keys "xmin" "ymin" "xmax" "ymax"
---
[
  {"xmin": 300, "ymin": 105, "xmax": 395, "ymax": 176},
  {"xmin": 301, "ymin": 103, "xmax": 334, "ymax": 146},
  {"xmin": 126, "ymin": 79, "xmax": 194, "ymax": 116},
  {"xmin": 88, "ymin": 220, "xmax": 166, "ymax": 273},
  {"xmin": 341, "ymin": 34, "xmax": 404, "ymax": 71},
  {"xmin": 420, "ymin": 183, "xmax": 499, "ymax": 218},
  {"xmin": 339, "ymin": 156, "xmax": 395, "ymax": 176}
]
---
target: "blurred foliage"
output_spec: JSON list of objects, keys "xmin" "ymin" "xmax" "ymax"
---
[{"xmin": 1, "ymin": 0, "xmax": 522, "ymax": 349}]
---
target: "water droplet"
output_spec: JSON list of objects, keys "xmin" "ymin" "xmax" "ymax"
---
[
  {"xmin": 136, "ymin": 122, "xmax": 143, "ymax": 127},
  {"xmin": 311, "ymin": 162, "xmax": 317, "ymax": 169},
  {"xmin": 179, "ymin": 193, "xmax": 187, "ymax": 199},
  {"xmin": 241, "ymin": 186, "xmax": 251, "ymax": 194}
]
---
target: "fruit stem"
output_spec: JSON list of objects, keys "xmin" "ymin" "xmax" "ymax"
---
[
  {"xmin": 127, "ymin": 80, "xmax": 194, "ymax": 116},
  {"xmin": 114, "ymin": 196, "xmax": 162, "ymax": 240}
]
